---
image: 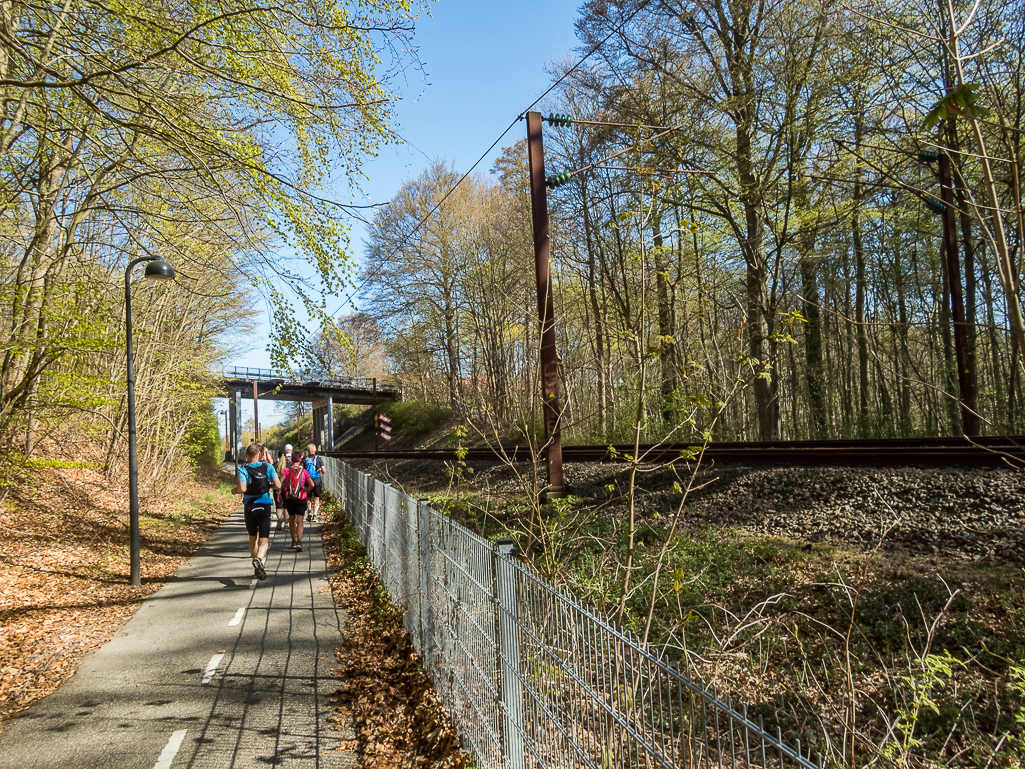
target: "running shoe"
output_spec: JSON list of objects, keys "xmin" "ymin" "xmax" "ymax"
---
[
  {"xmin": 276, "ymin": 520, "xmax": 283, "ymax": 531},
  {"xmin": 252, "ymin": 558, "xmax": 267, "ymax": 580},
  {"xmin": 295, "ymin": 543, "xmax": 302, "ymax": 552}
]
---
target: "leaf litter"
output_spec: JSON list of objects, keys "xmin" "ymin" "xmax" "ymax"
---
[
  {"xmin": 0, "ymin": 448, "xmax": 234, "ymax": 726},
  {"xmin": 322, "ymin": 513, "xmax": 469, "ymax": 768}
]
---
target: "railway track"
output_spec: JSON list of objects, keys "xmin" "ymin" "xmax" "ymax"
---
[{"xmin": 325, "ymin": 435, "xmax": 1025, "ymax": 468}]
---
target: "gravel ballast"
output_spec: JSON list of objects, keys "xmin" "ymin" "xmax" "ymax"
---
[{"xmin": 347, "ymin": 458, "xmax": 1025, "ymax": 566}]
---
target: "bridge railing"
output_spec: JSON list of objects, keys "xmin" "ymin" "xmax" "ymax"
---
[
  {"xmin": 323, "ymin": 457, "xmax": 822, "ymax": 769},
  {"xmin": 221, "ymin": 367, "xmax": 399, "ymax": 394}
]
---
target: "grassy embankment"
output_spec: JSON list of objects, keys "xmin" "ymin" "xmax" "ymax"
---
[
  {"xmin": 443, "ymin": 480, "xmax": 1024, "ymax": 766},
  {"xmin": 340, "ymin": 405, "xmax": 1025, "ymax": 768}
]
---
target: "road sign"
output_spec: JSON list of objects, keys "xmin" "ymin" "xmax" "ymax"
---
[
  {"xmin": 377, "ymin": 414, "xmax": 391, "ymax": 424},
  {"xmin": 380, "ymin": 423, "xmax": 392, "ymax": 433},
  {"xmin": 380, "ymin": 432, "xmax": 392, "ymax": 441}
]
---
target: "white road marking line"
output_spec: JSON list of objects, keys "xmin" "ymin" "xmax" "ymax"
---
[
  {"xmin": 153, "ymin": 729, "xmax": 187, "ymax": 769},
  {"xmin": 201, "ymin": 653, "xmax": 224, "ymax": 685},
  {"xmin": 228, "ymin": 608, "xmax": 245, "ymax": 626}
]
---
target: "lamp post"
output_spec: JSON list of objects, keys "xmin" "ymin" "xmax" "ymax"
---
[
  {"xmin": 220, "ymin": 409, "xmax": 228, "ymax": 457},
  {"xmin": 126, "ymin": 256, "xmax": 176, "ymax": 586}
]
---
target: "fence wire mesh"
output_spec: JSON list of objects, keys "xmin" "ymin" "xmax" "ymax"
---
[{"xmin": 324, "ymin": 458, "xmax": 821, "ymax": 769}]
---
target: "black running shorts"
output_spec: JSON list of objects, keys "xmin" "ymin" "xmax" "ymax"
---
[
  {"xmin": 244, "ymin": 500, "xmax": 272, "ymax": 538},
  {"xmin": 284, "ymin": 498, "xmax": 308, "ymax": 517},
  {"xmin": 310, "ymin": 478, "xmax": 323, "ymax": 498}
]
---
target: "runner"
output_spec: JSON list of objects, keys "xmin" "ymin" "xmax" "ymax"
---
[
  {"xmin": 304, "ymin": 443, "xmax": 326, "ymax": 522},
  {"xmin": 280, "ymin": 450, "xmax": 314, "ymax": 551},
  {"xmin": 234, "ymin": 443, "xmax": 280, "ymax": 580},
  {"xmin": 273, "ymin": 446, "xmax": 290, "ymax": 531}
]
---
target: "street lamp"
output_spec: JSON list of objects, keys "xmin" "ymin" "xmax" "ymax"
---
[
  {"xmin": 126, "ymin": 256, "xmax": 176, "ymax": 586},
  {"xmin": 220, "ymin": 409, "xmax": 229, "ymax": 459}
]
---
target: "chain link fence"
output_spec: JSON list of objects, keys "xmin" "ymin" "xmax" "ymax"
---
[{"xmin": 323, "ymin": 458, "xmax": 822, "ymax": 769}]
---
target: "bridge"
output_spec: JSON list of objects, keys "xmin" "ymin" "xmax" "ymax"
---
[{"xmin": 220, "ymin": 367, "xmax": 400, "ymax": 462}]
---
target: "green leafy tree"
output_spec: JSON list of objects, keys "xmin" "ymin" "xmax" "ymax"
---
[{"xmin": 0, "ymin": 0, "xmax": 425, "ymax": 453}]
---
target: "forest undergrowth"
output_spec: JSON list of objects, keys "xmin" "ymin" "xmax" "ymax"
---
[{"xmin": 0, "ymin": 440, "xmax": 236, "ymax": 724}]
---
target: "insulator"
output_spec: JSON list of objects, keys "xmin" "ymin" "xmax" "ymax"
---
[
  {"xmin": 918, "ymin": 149, "xmax": 940, "ymax": 163},
  {"xmin": 925, "ymin": 196, "xmax": 946, "ymax": 213},
  {"xmin": 546, "ymin": 113, "xmax": 574, "ymax": 127},
  {"xmin": 546, "ymin": 170, "xmax": 573, "ymax": 188}
]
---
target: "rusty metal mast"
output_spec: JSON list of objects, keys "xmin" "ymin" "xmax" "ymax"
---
[{"xmin": 526, "ymin": 112, "xmax": 566, "ymax": 496}]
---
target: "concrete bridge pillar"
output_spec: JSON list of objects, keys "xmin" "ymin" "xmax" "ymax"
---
[
  {"xmin": 327, "ymin": 396, "xmax": 334, "ymax": 450},
  {"xmin": 311, "ymin": 397, "xmax": 335, "ymax": 451}
]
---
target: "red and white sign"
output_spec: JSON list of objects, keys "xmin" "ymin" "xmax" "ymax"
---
[
  {"xmin": 380, "ymin": 423, "xmax": 392, "ymax": 433},
  {"xmin": 380, "ymin": 432, "xmax": 392, "ymax": 441},
  {"xmin": 377, "ymin": 414, "xmax": 391, "ymax": 424}
]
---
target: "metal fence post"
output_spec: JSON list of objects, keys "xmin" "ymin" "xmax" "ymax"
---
[
  {"xmin": 380, "ymin": 482, "xmax": 391, "ymax": 587},
  {"xmin": 364, "ymin": 472, "xmax": 375, "ymax": 551},
  {"xmin": 418, "ymin": 499, "xmax": 433, "ymax": 662},
  {"xmin": 494, "ymin": 539, "xmax": 525, "ymax": 769}
]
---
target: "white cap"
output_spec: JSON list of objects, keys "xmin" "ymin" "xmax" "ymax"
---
[{"xmin": 284, "ymin": 444, "xmax": 293, "ymax": 452}]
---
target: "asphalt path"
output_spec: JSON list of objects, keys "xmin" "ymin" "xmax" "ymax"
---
[{"xmin": 0, "ymin": 508, "xmax": 355, "ymax": 768}]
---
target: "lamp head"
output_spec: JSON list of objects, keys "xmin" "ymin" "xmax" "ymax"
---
[{"xmin": 144, "ymin": 259, "xmax": 176, "ymax": 281}]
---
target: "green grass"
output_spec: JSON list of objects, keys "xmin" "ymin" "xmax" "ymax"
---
[{"xmin": 379, "ymin": 400, "xmax": 450, "ymax": 437}]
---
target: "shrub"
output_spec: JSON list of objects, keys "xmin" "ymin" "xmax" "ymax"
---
[
  {"xmin": 183, "ymin": 401, "xmax": 222, "ymax": 470},
  {"xmin": 379, "ymin": 400, "xmax": 449, "ymax": 436}
]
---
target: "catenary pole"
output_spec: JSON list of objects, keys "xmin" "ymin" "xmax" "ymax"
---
[
  {"xmin": 253, "ymin": 380, "xmax": 259, "ymax": 442},
  {"xmin": 526, "ymin": 112, "xmax": 566, "ymax": 496}
]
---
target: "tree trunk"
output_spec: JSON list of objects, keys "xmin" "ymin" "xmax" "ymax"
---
[
  {"xmin": 852, "ymin": 115, "xmax": 871, "ymax": 437},
  {"xmin": 738, "ymin": 139, "xmax": 776, "ymax": 438},
  {"xmin": 444, "ymin": 307, "xmax": 460, "ymax": 410},
  {"xmin": 938, "ymin": 255, "xmax": 960, "ymax": 433},
  {"xmin": 954, "ymin": 171, "xmax": 979, "ymax": 423},
  {"xmin": 796, "ymin": 183, "xmax": 827, "ymax": 438},
  {"xmin": 653, "ymin": 223, "xmax": 676, "ymax": 423},
  {"xmin": 582, "ymin": 186, "xmax": 608, "ymax": 435}
]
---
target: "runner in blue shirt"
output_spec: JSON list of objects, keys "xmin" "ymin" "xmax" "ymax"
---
[
  {"xmin": 303, "ymin": 443, "xmax": 326, "ymax": 522},
  {"xmin": 235, "ymin": 443, "xmax": 280, "ymax": 580}
]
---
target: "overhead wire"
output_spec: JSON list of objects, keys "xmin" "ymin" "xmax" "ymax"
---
[{"xmin": 324, "ymin": 0, "xmax": 653, "ymax": 320}]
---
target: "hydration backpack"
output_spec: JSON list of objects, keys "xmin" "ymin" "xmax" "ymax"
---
[
  {"xmin": 245, "ymin": 462, "xmax": 270, "ymax": 496},
  {"xmin": 284, "ymin": 466, "xmax": 308, "ymax": 500},
  {"xmin": 303, "ymin": 456, "xmax": 322, "ymax": 480}
]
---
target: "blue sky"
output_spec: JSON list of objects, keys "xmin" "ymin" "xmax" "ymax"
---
[
  {"xmin": 357, "ymin": 0, "xmax": 582, "ymax": 199},
  {"xmin": 228, "ymin": 0, "xmax": 583, "ymax": 371},
  {"xmin": 222, "ymin": 0, "xmax": 583, "ymax": 426}
]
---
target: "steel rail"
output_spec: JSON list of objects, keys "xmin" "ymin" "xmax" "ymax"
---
[{"xmin": 325, "ymin": 435, "xmax": 1025, "ymax": 468}]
